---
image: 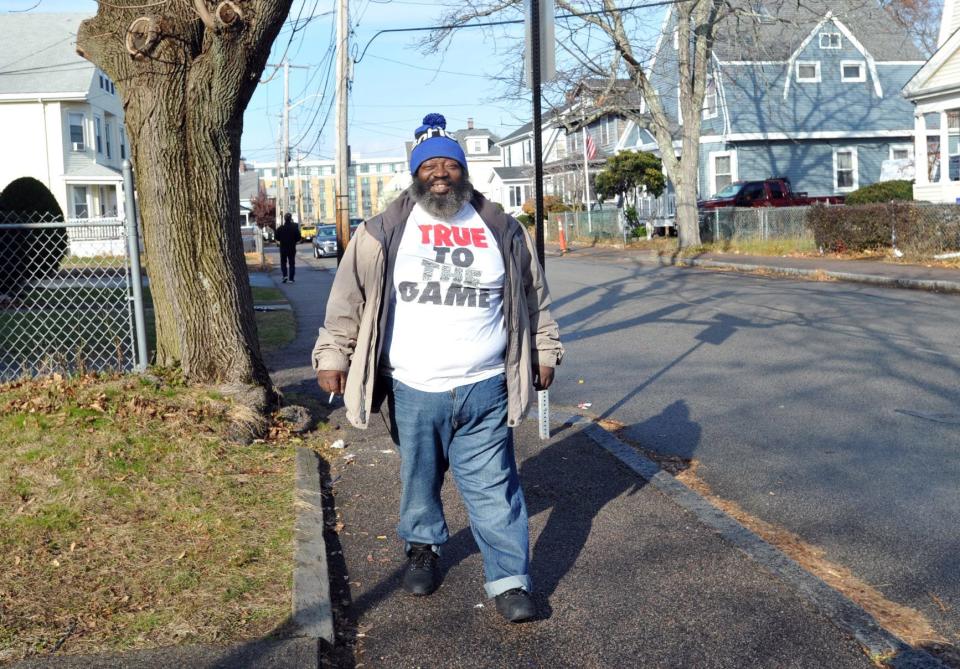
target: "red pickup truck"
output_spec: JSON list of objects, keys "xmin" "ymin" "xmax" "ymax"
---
[{"xmin": 698, "ymin": 178, "xmax": 844, "ymax": 209}]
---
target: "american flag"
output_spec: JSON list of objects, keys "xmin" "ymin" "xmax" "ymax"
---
[{"xmin": 585, "ymin": 132, "xmax": 597, "ymax": 161}]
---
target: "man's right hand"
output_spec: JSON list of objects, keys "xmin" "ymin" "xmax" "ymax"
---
[{"xmin": 316, "ymin": 370, "xmax": 347, "ymax": 395}]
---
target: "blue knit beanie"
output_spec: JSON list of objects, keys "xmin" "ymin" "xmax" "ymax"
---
[{"xmin": 409, "ymin": 113, "xmax": 467, "ymax": 175}]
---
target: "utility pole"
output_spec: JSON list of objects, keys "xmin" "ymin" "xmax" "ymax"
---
[
  {"xmin": 283, "ymin": 60, "xmax": 290, "ymax": 220},
  {"xmin": 266, "ymin": 60, "xmax": 309, "ymax": 227},
  {"xmin": 335, "ymin": 0, "xmax": 350, "ymax": 263}
]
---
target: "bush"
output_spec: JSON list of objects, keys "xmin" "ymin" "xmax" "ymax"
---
[
  {"xmin": 845, "ymin": 180, "xmax": 914, "ymax": 205},
  {"xmin": 521, "ymin": 195, "xmax": 572, "ymax": 216},
  {"xmin": 516, "ymin": 213, "xmax": 532, "ymax": 226},
  {"xmin": 0, "ymin": 177, "xmax": 68, "ymax": 297}
]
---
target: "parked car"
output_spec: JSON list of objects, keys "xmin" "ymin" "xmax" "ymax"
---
[
  {"xmin": 312, "ymin": 225, "xmax": 337, "ymax": 258},
  {"xmin": 698, "ymin": 178, "xmax": 845, "ymax": 210}
]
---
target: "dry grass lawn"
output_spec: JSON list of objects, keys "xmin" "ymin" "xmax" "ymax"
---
[{"xmin": 0, "ymin": 370, "xmax": 324, "ymax": 664}]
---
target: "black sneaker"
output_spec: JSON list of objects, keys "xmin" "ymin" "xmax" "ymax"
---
[
  {"xmin": 495, "ymin": 588, "xmax": 535, "ymax": 622},
  {"xmin": 281, "ymin": 277, "xmax": 288, "ymax": 284},
  {"xmin": 402, "ymin": 543, "xmax": 438, "ymax": 596}
]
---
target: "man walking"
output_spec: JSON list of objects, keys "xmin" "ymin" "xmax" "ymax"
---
[
  {"xmin": 312, "ymin": 113, "xmax": 563, "ymax": 623},
  {"xmin": 275, "ymin": 212, "xmax": 301, "ymax": 283}
]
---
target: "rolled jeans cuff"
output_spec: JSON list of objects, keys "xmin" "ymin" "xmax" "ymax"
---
[{"xmin": 484, "ymin": 575, "xmax": 532, "ymax": 599}]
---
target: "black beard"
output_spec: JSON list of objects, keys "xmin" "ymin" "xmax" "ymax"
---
[{"xmin": 412, "ymin": 175, "xmax": 474, "ymax": 219}]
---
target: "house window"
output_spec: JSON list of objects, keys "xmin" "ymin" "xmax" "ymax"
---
[
  {"xmin": 796, "ymin": 61, "xmax": 821, "ymax": 83},
  {"xmin": 703, "ymin": 76, "xmax": 718, "ymax": 119},
  {"xmin": 469, "ymin": 139, "xmax": 485, "ymax": 154},
  {"xmin": 105, "ymin": 121, "xmax": 113, "ymax": 159},
  {"xmin": 509, "ymin": 185, "xmax": 523, "ymax": 208},
  {"xmin": 819, "ymin": 32, "xmax": 841, "ymax": 48},
  {"xmin": 94, "ymin": 116, "xmax": 103, "ymax": 154},
  {"xmin": 119, "ymin": 126, "xmax": 126, "ymax": 160},
  {"xmin": 949, "ymin": 111, "xmax": 960, "ymax": 181},
  {"xmin": 555, "ymin": 137, "xmax": 567, "ymax": 159},
  {"xmin": 72, "ymin": 186, "xmax": 89, "ymax": 219},
  {"xmin": 709, "ymin": 150, "xmax": 737, "ymax": 195},
  {"xmin": 840, "ymin": 61, "xmax": 865, "ymax": 82},
  {"xmin": 833, "ymin": 147, "xmax": 858, "ymax": 191},
  {"xmin": 68, "ymin": 112, "xmax": 85, "ymax": 151},
  {"xmin": 889, "ymin": 145, "xmax": 913, "ymax": 161}
]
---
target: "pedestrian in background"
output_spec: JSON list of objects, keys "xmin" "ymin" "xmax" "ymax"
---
[
  {"xmin": 312, "ymin": 113, "xmax": 563, "ymax": 622},
  {"xmin": 275, "ymin": 212, "xmax": 301, "ymax": 283}
]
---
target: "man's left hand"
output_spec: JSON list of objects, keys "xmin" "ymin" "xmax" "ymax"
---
[{"xmin": 534, "ymin": 365, "xmax": 554, "ymax": 391}]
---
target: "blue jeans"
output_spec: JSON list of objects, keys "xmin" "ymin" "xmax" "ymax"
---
[{"xmin": 388, "ymin": 374, "xmax": 531, "ymax": 598}]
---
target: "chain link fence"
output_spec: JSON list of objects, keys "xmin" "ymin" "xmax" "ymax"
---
[
  {"xmin": 698, "ymin": 203, "xmax": 960, "ymax": 259},
  {"xmin": 699, "ymin": 206, "xmax": 814, "ymax": 244},
  {"xmin": 0, "ymin": 211, "xmax": 145, "ymax": 381}
]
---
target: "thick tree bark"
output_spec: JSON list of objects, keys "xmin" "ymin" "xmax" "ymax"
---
[{"xmin": 76, "ymin": 1, "xmax": 291, "ymax": 387}]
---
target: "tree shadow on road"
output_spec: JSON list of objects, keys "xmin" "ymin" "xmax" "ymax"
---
[{"xmin": 520, "ymin": 400, "xmax": 701, "ymax": 619}]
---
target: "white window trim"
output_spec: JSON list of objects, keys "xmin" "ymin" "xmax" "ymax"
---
[
  {"xmin": 833, "ymin": 147, "xmax": 859, "ymax": 192},
  {"xmin": 889, "ymin": 144, "xmax": 913, "ymax": 161},
  {"xmin": 819, "ymin": 32, "xmax": 841, "ymax": 49},
  {"xmin": 703, "ymin": 76, "xmax": 718, "ymax": 120},
  {"xmin": 93, "ymin": 114, "xmax": 103, "ymax": 154},
  {"xmin": 67, "ymin": 111, "xmax": 86, "ymax": 151},
  {"xmin": 708, "ymin": 149, "xmax": 738, "ymax": 196},
  {"xmin": 673, "ymin": 28, "xmax": 678, "ymax": 49},
  {"xmin": 840, "ymin": 60, "xmax": 866, "ymax": 83},
  {"xmin": 796, "ymin": 61, "xmax": 821, "ymax": 83}
]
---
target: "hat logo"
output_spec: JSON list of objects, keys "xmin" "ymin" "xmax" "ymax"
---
[{"xmin": 414, "ymin": 126, "xmax": 450, "ymax": 145}]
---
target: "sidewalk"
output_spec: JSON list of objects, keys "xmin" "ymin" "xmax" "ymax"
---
[
  {"xmin": 270, "ymin": 250, "xmax": 942, "ymax": 668},
  {"xmin": 549, "ymin": 243, "xmax": 960, "ymax": 293}
]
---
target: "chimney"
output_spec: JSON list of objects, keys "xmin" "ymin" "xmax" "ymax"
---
[{"xmin": 467, "ymin": 117, "xmax": 474, "ymax": 130}]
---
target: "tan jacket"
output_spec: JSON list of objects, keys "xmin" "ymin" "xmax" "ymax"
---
[{"xmin": 311, "ymin": 189, "xmax": 563, "ymax": 430}]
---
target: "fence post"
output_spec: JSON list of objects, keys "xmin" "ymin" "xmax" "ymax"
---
[
  {"xmin": 123, "ymin": 160, "xmax": 149, "ymax": 372},
  {"xmin": 713, "ymin": 210, "xmax": 719, "ymax": 242}
]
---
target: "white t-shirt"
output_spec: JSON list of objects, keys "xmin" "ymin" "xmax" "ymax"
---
[{"xmin": 381, "ymin": 202, "xmax": 507, "ymax": 392}]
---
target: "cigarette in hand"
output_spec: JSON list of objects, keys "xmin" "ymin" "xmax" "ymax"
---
[{"xmin": 328, "ymin": 392, "xmax": 335, "ymax": 404}]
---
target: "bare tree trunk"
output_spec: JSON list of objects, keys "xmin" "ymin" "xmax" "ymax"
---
[
  {"xmin": 674, "ymin": 135, "xmax": 703, "ymax": 248},
  {"xmin": 76, "ymin": 1, "xmax": 292, "ymax": 388}
]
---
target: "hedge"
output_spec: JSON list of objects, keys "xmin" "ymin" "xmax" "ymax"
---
[
  {"xmin": 807, "ymin": 202, "xmax": 960, "ymax": 257},
  {"xmin": 844, "ymin": 180, "xmax": 914, "ymax": 205}
]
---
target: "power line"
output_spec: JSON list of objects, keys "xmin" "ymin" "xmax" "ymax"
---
[{"xmin": 354, "ymin": 0, "xmax": 685, "ymax": 65}]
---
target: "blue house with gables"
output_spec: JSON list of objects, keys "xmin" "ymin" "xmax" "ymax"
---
[{"xmin": 620, "ymin": 0, "xmax": 925, "ymax": 199}]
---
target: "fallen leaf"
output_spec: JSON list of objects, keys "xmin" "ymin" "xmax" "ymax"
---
[
  {"xmin": 69, "ymin": 542, "xmax": 76, "ymax": 552},
  {"xmin": 176, "ymin": 551, "xmax": 187, "ymax": 561},
  {"xmin": 51, "ymin": 559, "xmax": 60, "ymax": 567}
]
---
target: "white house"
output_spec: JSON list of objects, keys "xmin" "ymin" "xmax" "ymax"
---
[
  {"xmin": 0, "ymin": 13, "xmax": 127, "ymax": 220},
  {"xmin": 904, "ymin": 0, "xmax": 960, "ymax": 202}
]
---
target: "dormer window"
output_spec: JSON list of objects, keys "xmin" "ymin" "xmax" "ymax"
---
[
  {"xmin": 841, "ymin": 60, "xmax": 865, "ymax": 82},
  {"xmin": 819, "ymin": 32, "xmax": 840, "ymax": 49},
  {"xmin": 796, "ymin": 61, "xmax": 821, "ymax": 83},
  {"xmin": 468, "ymin": 138, "xmax": 486, "ymax": 154}
]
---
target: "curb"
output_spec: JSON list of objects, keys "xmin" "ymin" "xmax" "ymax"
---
[
  {"xmin": 661, "ymin": 255, "xmax": 960, "ymax": 294},
  {"xmin": 292, "ymin": 447, "xmax": 334, "ymax": 643},
  {"xmin": 559, "ymin": 413, "xmax": 949, "ymax": 669}
]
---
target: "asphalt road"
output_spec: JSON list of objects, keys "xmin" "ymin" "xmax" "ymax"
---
[{"xmin": 543, "ymin": 254, "xmax": 960, "ymax": 650}]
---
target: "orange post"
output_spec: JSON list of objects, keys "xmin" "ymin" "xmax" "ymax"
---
[{"xmin": 558, "ymin": 220, "xmax": 568, "ymax": 255}]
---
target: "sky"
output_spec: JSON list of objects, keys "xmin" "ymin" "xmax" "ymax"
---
[{"xmin": 0, "ymin": 0, "xmax": 539, "ymax": 166}]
